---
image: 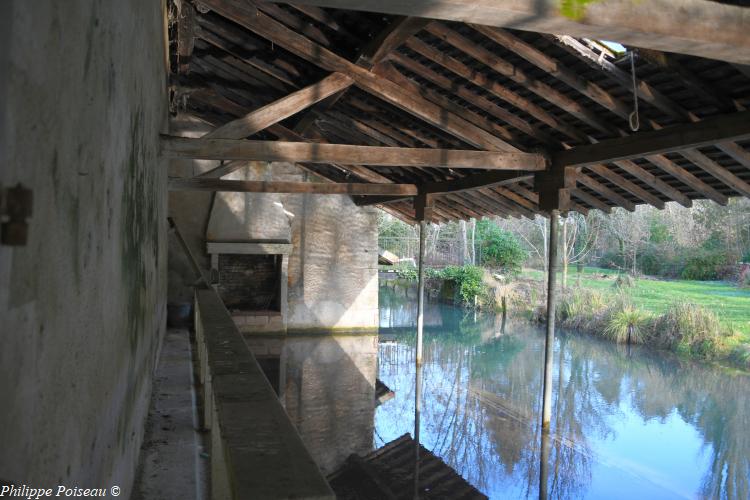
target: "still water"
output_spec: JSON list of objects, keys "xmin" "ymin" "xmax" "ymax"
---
[{"xmin": 376, "ymin": 288, "xmax": 750, "ymax": 499}]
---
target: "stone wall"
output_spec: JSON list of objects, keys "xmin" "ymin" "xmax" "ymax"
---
[
  {"xmin": 0, "ymin": 1, "xmax": 167, "ymax": 497},
  {"xmin": 169, "ymin": 116, "xmax": 379, "ymax": 331}
]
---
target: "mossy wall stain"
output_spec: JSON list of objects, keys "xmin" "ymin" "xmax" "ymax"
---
[
  {"xmin": 559, "ymin": 0, "xmax": 605, "ymax": 20},
  {"xmin": 121, "ymin": 106, "xmax": 160, "ymax": 355}
]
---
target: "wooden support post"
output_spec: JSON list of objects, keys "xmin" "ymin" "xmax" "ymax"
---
[
  {"xmin": 541, "ymin": 210, "xmax": 559, "ymax": 429},
  {"xmin": 413, "ymin": 193, "xmax": 432, "ymax": 499},
  {"xmin": 539, "ymin": 425, "xmax": 551, "ymax": 500}
]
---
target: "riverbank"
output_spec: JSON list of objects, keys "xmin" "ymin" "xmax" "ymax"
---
[
  {"xmin": 509, "ymin": 268, "xmax": 750, "ymax": 371},
  {"xmin": 380, "ymin": 265, "xmax": 750, "ymax": 371}
]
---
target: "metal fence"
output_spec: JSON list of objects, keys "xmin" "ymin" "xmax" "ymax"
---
[{"xmin": 379, "ymin": 236, "xmax": 487, "ymax": 268}]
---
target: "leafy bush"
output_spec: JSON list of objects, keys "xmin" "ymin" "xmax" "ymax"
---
[
  {"xmin": 393, "ymin": 264, "xmax": 418, "ymax": 281},
  {"xmin": 434, "ymin": 265, "xmax": 486, "ymax": 306},
  {"xmin": 680, "ymin": 250, "xmax": 727, "ymax": 281},
  {"xmin": 476, "ymin": 220, "xmax": 527, "ymax": 275}
]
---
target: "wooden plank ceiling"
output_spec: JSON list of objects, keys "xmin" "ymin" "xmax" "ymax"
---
[{"xmin": 169, "ymin": 0, "xmax": 750, "ymax": 223}]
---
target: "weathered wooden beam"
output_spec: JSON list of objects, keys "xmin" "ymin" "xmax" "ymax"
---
[
  {"xmin": 357, "ymin": 16, "xmax": 431, "ymax": 69},
  {"xmin": 195, "ymin": 160, "xmax": 248, "ymax": 178},
  {"xmin": 571, "ymin": 188, "xmax": 612, "ymax": 214},
  {"xmin": 612, "ymin": 159, "xmax": 691, "ymax": 208},
  {"xmin": 200, "ymin": 0, "xmax": 512, "ymax": 151},
  {"xmin": 577, "ymin": 172, "xmax": 636, "ymax": 212},
  {"xmin": 427, "ymin": 23, "xmax": 614, "ymax": 136},
  {"xmin": 294, "ymin": 16, "xmax": 429, "ymax": 134},
  {"xmin": 401, "ymin": 36, "xmax": 584, "ymax": 143},
  {"xmin": 202, "ymin": 72, "xmax": 353, "ymax": 140},
  {"xmin": 353, "ymin": 195, "xmax": 413, "ymax": 206},
  {"xmin": 268, "ymin": 0, "xmax": 750, "ymax": 64},
  {"xmin": 586, "ymin": 164, "xmax": 664, "ymax": 209},
  {"xmin": 421, "ymin": 171, "xmax": 533, "ymax": 194},
  {"xmin": 162, "ymin": 136, "xmax": 547, "ymax": 170},
  {"xmin": 552, "ymin": 111, "xmax": 750, "ymax": 169},
  {"xmin": 168, "ymin": 178, "xmax": 418, "ymax": 195},
  {"xmin": 373, "ymin": 60, "xmax": 524, "ymax": 148},
  {"xmin": 176, "ymin": 4, "xmax": 197, "ymax": 74}
]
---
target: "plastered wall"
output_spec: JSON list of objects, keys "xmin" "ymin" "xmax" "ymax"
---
[{"xmin": 0, "ymin": 1, "xmax": 167, "ymax": 496}]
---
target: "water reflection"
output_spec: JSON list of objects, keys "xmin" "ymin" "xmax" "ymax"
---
[
  {"xmin": 377, "ymin": 289, "xmax": 750, "ymax": 499},
  {"xmin": 247, "ymin": 333, "xmax": 378, "ymax": 475}
]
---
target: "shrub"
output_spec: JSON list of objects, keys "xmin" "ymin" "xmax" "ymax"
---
[
  {"xmin": 393, "ymin": 263, "xmax": 418, "ymax": 281},
  {"xmin": 649, "ymin": 303, "xmax": 728, "ymax": 357},
  {"xmin": 557, "ymin": 289, "xmax": 608, "ymax": 331},
  {"xmin": 613, "ymin": 274, "xmax": 635, "ymax": 289},
  {"xmin": 476, "ymin": 220, "xmax": 527, "ymax": 275},
  {"xmin": 680, "ymin": 249, "xmax": 727, "ymax": 281},
  {"xmin": 436, "ymin": 265, "xmax": 487, "ymax": 307},
  {"xmin": 604, "ymin": 305, "xmax": 649, "ymax": 344}
]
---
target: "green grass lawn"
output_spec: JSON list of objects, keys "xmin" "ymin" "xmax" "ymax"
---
[{"xmin": 522, "ymin": 267, "xmax": 750, "ymax": 340}]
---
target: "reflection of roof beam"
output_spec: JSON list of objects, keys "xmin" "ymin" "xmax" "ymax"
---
[
  {"xmin": 268, "ymin": 0, "xmax": 750, "ymax": 64},
  {"xmin": 553, "ymin": 111, "xmax": 750, "ymax": 169},
  {"xmin": 162, "ymin": 137, "xmax": 547, "ymax": 170},
  {"xmin": 168, "ymin": 178, "xmax": 418, "ymax": 195}
]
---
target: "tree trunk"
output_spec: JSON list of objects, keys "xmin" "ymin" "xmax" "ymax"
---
[
  {"xmin": 561, "ymin": 216, "xmax": 568, "ymax": 289},
  {"xmin": 459, "ymin": 220, "xmax": 468, "ymax": 265}
]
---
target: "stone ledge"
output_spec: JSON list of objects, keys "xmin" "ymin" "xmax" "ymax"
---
[{"xmin": 195, "ymin": 288, "xmax": 333, "ymax": 500}]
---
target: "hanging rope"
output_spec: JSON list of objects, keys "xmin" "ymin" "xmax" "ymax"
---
[{"xmin": 629, "ymin": 51, "xmax": 640, "ymax": 132}]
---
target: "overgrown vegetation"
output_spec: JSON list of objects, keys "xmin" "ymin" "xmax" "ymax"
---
[
  {"xmin": 553, "ymin": 288, "xmax": 745, "ymax": 367},
  {"xmin": 431, "ymin": 265, "xmax": 487, "ymax": 306},
  {"xmin": 475, "ymin": 219, "xmax": 527, "ymax": 275}
]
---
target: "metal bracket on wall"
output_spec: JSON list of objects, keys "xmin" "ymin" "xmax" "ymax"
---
[{"xmin": 1, "ymin": 184, "xmax": 33, "ymax": 246}]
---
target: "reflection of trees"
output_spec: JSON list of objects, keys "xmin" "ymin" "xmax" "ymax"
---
[{"xmin": 376, "ymin": 305, "xmax": 750, "ymax": 499}]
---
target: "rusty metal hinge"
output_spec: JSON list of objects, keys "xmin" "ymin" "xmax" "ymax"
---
[{"xmin": 1, "ymin": 184, "xmax": 33, "ymax": 246}]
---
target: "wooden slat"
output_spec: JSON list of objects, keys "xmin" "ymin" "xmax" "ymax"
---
[
  {"xmin": 202, "ymin": 72, "xmax": 353, "ymax": 140},
  {"xmin": 428, "ymin": 23, "xmax": 615, "ymax": 136},
  {"xmin": 421, "ymin": 171, "xmax": 533, "ymax": 194},
  {"xmin": 268, "ymin": 0, "xmax": 750, "ymax": 64},
  {"xmin": 196, "ymin": 160, "xmax": 249, "ymax": 178},
  {"xmin": 169, "ymin": 178, "xmax": 418, "ymax": 195},
  {"xmin": 571, "ymin": 188, "xmax": 612, "ymax": 213},
  {"xmin": 612, "ymin": 159, "xmax": 691, "ymax": 207},
  {"xmin": 551, "ymin": 35, "xmax": 750, "ymax": 197},
  {"xmin": 401, "ymin": 37, "xmax": 584, "ymax": 143},
  {"xmin": 162, "ymin": 136, "xmax": 547, "ymax": 170},
  {"xmin": 577, "ymin": 173, "xmax": 636, "ymax": 212},
  {"xmin": 586, "ymin": 164, "xmax": 664, "ymax": 209},
  {"xmin": 200, "ymin": 0, "xmax": 512, "ymax": 151}
]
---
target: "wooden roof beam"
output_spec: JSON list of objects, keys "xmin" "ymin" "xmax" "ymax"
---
[
  {"xmin": 202, "ymin": 72, "xmax": 354, "ymax": 140},
  {"xmin": 200, "ymin": 0, "xmax": 513, "ymax": 151},
  {"xmin": 553, "ymin": 111, "xmax": 750, "ymax": 169},
  {"xmin": 294, "ymin": 16, "xmax": 430, "ymax": 134},
  {"xmin": 552, "ymin": 35, "xmax": 750, "ymax": 172},
  {"xmin": 168, "ymin": 178, "xmax": 418, "ymax": 195},
  {"xmin": 269, "ymin": 0, "xmax": 750, "ymax": 65},
  {"xmin": 163, "ymin": 136, "xmax": 547, "ymax": 170}
]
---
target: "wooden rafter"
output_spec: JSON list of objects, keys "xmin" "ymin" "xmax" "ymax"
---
[
  {"xmin": 198, "ymin": 0, "xmax": 514, "ymax": 152},
  {"xmin": 553, "ymin": 111, "xmax": 750, "ymax": 170},
  {"xmin": 162, "ymin": 136, "xmax": 547, "ymax": 170},
  {"xmin": 168, "ymin": 178, "xmax": 418, "ymax": 195},
  {"xmin": 202, "ymin": 72, "xmax": 353, "ymax": 140}
]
